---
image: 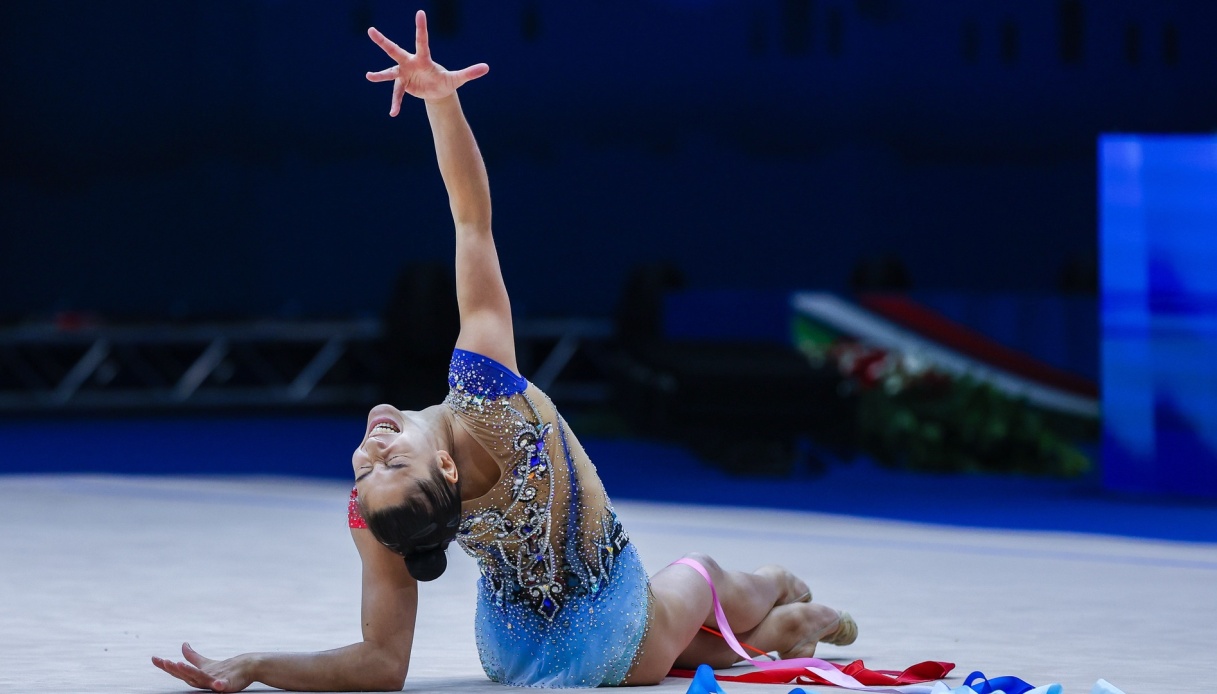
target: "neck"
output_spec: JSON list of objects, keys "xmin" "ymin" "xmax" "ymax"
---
[
  {"xmin": 391, "ymin": 405, "xmax": 494, "ymax": 500},
  {"xmin": 413, "ymin": 404, "xmax": 453, "ymax": 448},
  {"xmin": 426, "ymin": 406, "xmax": 499, "ymax": 501}
]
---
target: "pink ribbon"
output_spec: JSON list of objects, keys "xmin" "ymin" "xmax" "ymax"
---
[{"xmin": 670, "ymin": 558, "xmax": 951, "ymax": 692}]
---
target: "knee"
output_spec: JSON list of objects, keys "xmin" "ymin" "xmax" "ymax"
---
[{"xmin": 680, "ymin": 552, "xmax": 722, "ymax": 578}]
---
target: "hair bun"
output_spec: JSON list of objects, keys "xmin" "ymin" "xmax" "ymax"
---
[{"xmin": 404, "ymin": 545, "xmax": 448, "ymax": 581}]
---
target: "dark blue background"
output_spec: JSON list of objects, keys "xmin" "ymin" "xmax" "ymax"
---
[
  {"xmin": 4, "ymin": 1, "xmax": 1215, "ymax": 320},
  {"xmin": 4, "ymin": 415, "xmax": 1215, "ymax": 542}
]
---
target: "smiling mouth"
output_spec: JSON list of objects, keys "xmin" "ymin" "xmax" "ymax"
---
[{"xmin": 371, "ymin": 421, "xmax": 401, "ymax": 435}]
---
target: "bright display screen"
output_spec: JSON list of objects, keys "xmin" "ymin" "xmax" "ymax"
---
[{"xmin": 1101, "ymin": 136, "xmax": 1217, "ymax": 498}]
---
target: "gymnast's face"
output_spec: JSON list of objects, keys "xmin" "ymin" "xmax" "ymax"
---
[{"xmin": 353, "ymin": 404, "xmax": 451, "ymax": 514}]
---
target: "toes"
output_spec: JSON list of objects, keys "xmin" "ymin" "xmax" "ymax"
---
[{"xmin": 821, "ymin": 611, "xmax": 858, "ymax": 646}]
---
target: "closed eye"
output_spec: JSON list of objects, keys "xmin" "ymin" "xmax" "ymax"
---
[{"xmin": 355, "ymin": 459, "xmax": 408, "ymax": 482}]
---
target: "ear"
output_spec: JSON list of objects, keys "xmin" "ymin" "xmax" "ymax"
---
[{"xmin": 436, "ymin": 450, "xmax": 459, "ymax": 485}]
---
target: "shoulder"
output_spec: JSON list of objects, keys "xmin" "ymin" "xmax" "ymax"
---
[{"xmin": 446, "ymin": 348, "xmax": 528, "ymax": 401}]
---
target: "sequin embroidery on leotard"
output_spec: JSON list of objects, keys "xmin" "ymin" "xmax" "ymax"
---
[
  {"xmin": 348, "ymin": 487, "xmax": 368, "ymax": 529},
  {"xmin": 444, "ymin": 349, "xmax": 652, "ymax": 687}
]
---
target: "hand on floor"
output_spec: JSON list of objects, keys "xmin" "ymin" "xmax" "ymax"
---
[{"xmin": 151, "ymin": 643, "xmax": 254, "ymax": 692}]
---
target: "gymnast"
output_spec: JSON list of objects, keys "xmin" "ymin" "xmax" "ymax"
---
[{"xmin": 151, "ymin": 11, "xmax": 856, "ymax": 691}]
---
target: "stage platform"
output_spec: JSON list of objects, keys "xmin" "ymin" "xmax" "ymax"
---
[{"xmin": 1, "ymin": 474, "xmax": 1214, "ymax": 693}]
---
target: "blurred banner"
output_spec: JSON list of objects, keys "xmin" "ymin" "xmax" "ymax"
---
[{"xmin": 1101, "ymin": 136, "xmax": 1217, "ymax": 498}]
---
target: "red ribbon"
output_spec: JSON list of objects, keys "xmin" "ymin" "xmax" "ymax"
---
[
  {"xmin": 670, "ymin": 659, "xmax": 955, "ymax": 686},
  {"xmin": 664, "ymin": 558, "xmax": 952, "ymax": 688}
]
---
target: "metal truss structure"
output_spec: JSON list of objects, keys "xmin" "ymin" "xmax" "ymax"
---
[{"xmin": 0, "ymin": 319, "xmax": 613, "ymax": 412}]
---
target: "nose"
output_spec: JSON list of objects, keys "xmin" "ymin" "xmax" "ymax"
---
[{"xmin": 364, "ymin": 436, "xmax": 390, "ymax": 454}]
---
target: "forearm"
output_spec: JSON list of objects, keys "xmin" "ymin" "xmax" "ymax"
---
[
  {"xmin": 248, "ymin": 641, "xmax": 407, "ymax": 692},
  {"xmin": 425, "ymin": 93, "xmax": 491, "ymax": 230}
]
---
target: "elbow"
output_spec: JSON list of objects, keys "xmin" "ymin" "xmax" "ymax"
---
[
  {"xmin": 373, "ymin": 675, "xmax": 406, "ymax": 692},
  {"xmin": 376, "ymin": 664, "xmax": 408, "ymax": 692},
  {"xmin": 367, "ymin": 673, "xmax": 405, "ymax": 691},
  {"xmin": 367, "ymin": 650, "xmax": 408, "ymax": 691},
  {"xmin": 454, "ymin": 217, "xmax": 492, "ymax": 236}
]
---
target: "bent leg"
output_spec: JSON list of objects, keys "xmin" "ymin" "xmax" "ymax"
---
[
  {"xmin": 621, "ymin": 557, "xmax": 713, "ymax": 685},
  {"xmin": 755, "ymin": 564, "xmax": 812, "ymax": 605},
  {"xmin": 624, "ymin": 553, "xmax": 852, "ymax": 684},
  {"xmin": 677, "ymin": 601, "xmax": 844, "ymax": 669}
]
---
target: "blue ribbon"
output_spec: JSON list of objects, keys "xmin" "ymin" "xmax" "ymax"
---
[
  {"xmin": 962, "ymin": 671, "xmax": 1038, "ymax": 694},
  {"xmin": 684, "ymin": 664, "xmax": 728, "ymax": 694}
]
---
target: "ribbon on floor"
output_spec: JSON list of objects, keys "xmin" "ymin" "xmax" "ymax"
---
[
  {"xmin": 960, "ymin": 672, "xmax": 1039, "ymax": 694},
  {"xmin": 666, "ymin": 558, "xmax": 953, "ymax": 691},
  {"xmin": 671, "ymin": 660, "xmax": 955, "ymax": 688},
  {"xmin": 910, "ymin": 672, "xmax": 1061, "ymax": 694},
  {"xmin": 919, "ymin": 676, "xmax": 1126, "ymax": 694}
]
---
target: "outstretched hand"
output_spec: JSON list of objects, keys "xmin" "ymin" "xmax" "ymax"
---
[
  {"xmin": 151, "ymin": 643, "xmax": 254, "ymax": 693},
  {"xmin": 366, "ymin": 9, "xmax": 489, "ymax": 116}
]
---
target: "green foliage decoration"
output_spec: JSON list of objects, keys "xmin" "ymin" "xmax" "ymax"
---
[{"xmin": 794, "ymin": 315, "xmax": 1096, "ymax": 477}]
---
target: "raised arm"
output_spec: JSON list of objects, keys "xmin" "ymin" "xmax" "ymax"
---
[{"xmin": 367, "ymin": 10, "xmax": 517, "ymax": 372}]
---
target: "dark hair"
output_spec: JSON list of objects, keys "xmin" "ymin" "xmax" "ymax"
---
[{"xmin": 359, "ymin": 464, "xmax": 462, "ymax": 581}]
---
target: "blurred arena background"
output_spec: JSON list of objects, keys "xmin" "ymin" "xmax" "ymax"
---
[{"xmin": 3, "ymin": 0, "xmax": 1217, "ymax": 533}]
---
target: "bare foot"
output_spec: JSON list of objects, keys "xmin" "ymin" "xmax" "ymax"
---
[
  {"xmin": 820, "ymin": 611, "xmax": 857, "ymax": 646},
  {"xmin": 774, "ymin": 603, "xmax": 841, "ymax": 660},
  {"xmin": 755, "ymin": 565, "xmax": 812, "ymax": 605}
]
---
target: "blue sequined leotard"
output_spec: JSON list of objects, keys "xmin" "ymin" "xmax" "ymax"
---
[{"xmin": 444, "ymin": 349, "xmax": 653, "ymax": 688}]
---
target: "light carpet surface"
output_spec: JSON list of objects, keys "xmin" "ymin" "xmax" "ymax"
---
[{"xmin": 1, "ymin": 475, "xmax": 1214, "ymax": 694}]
